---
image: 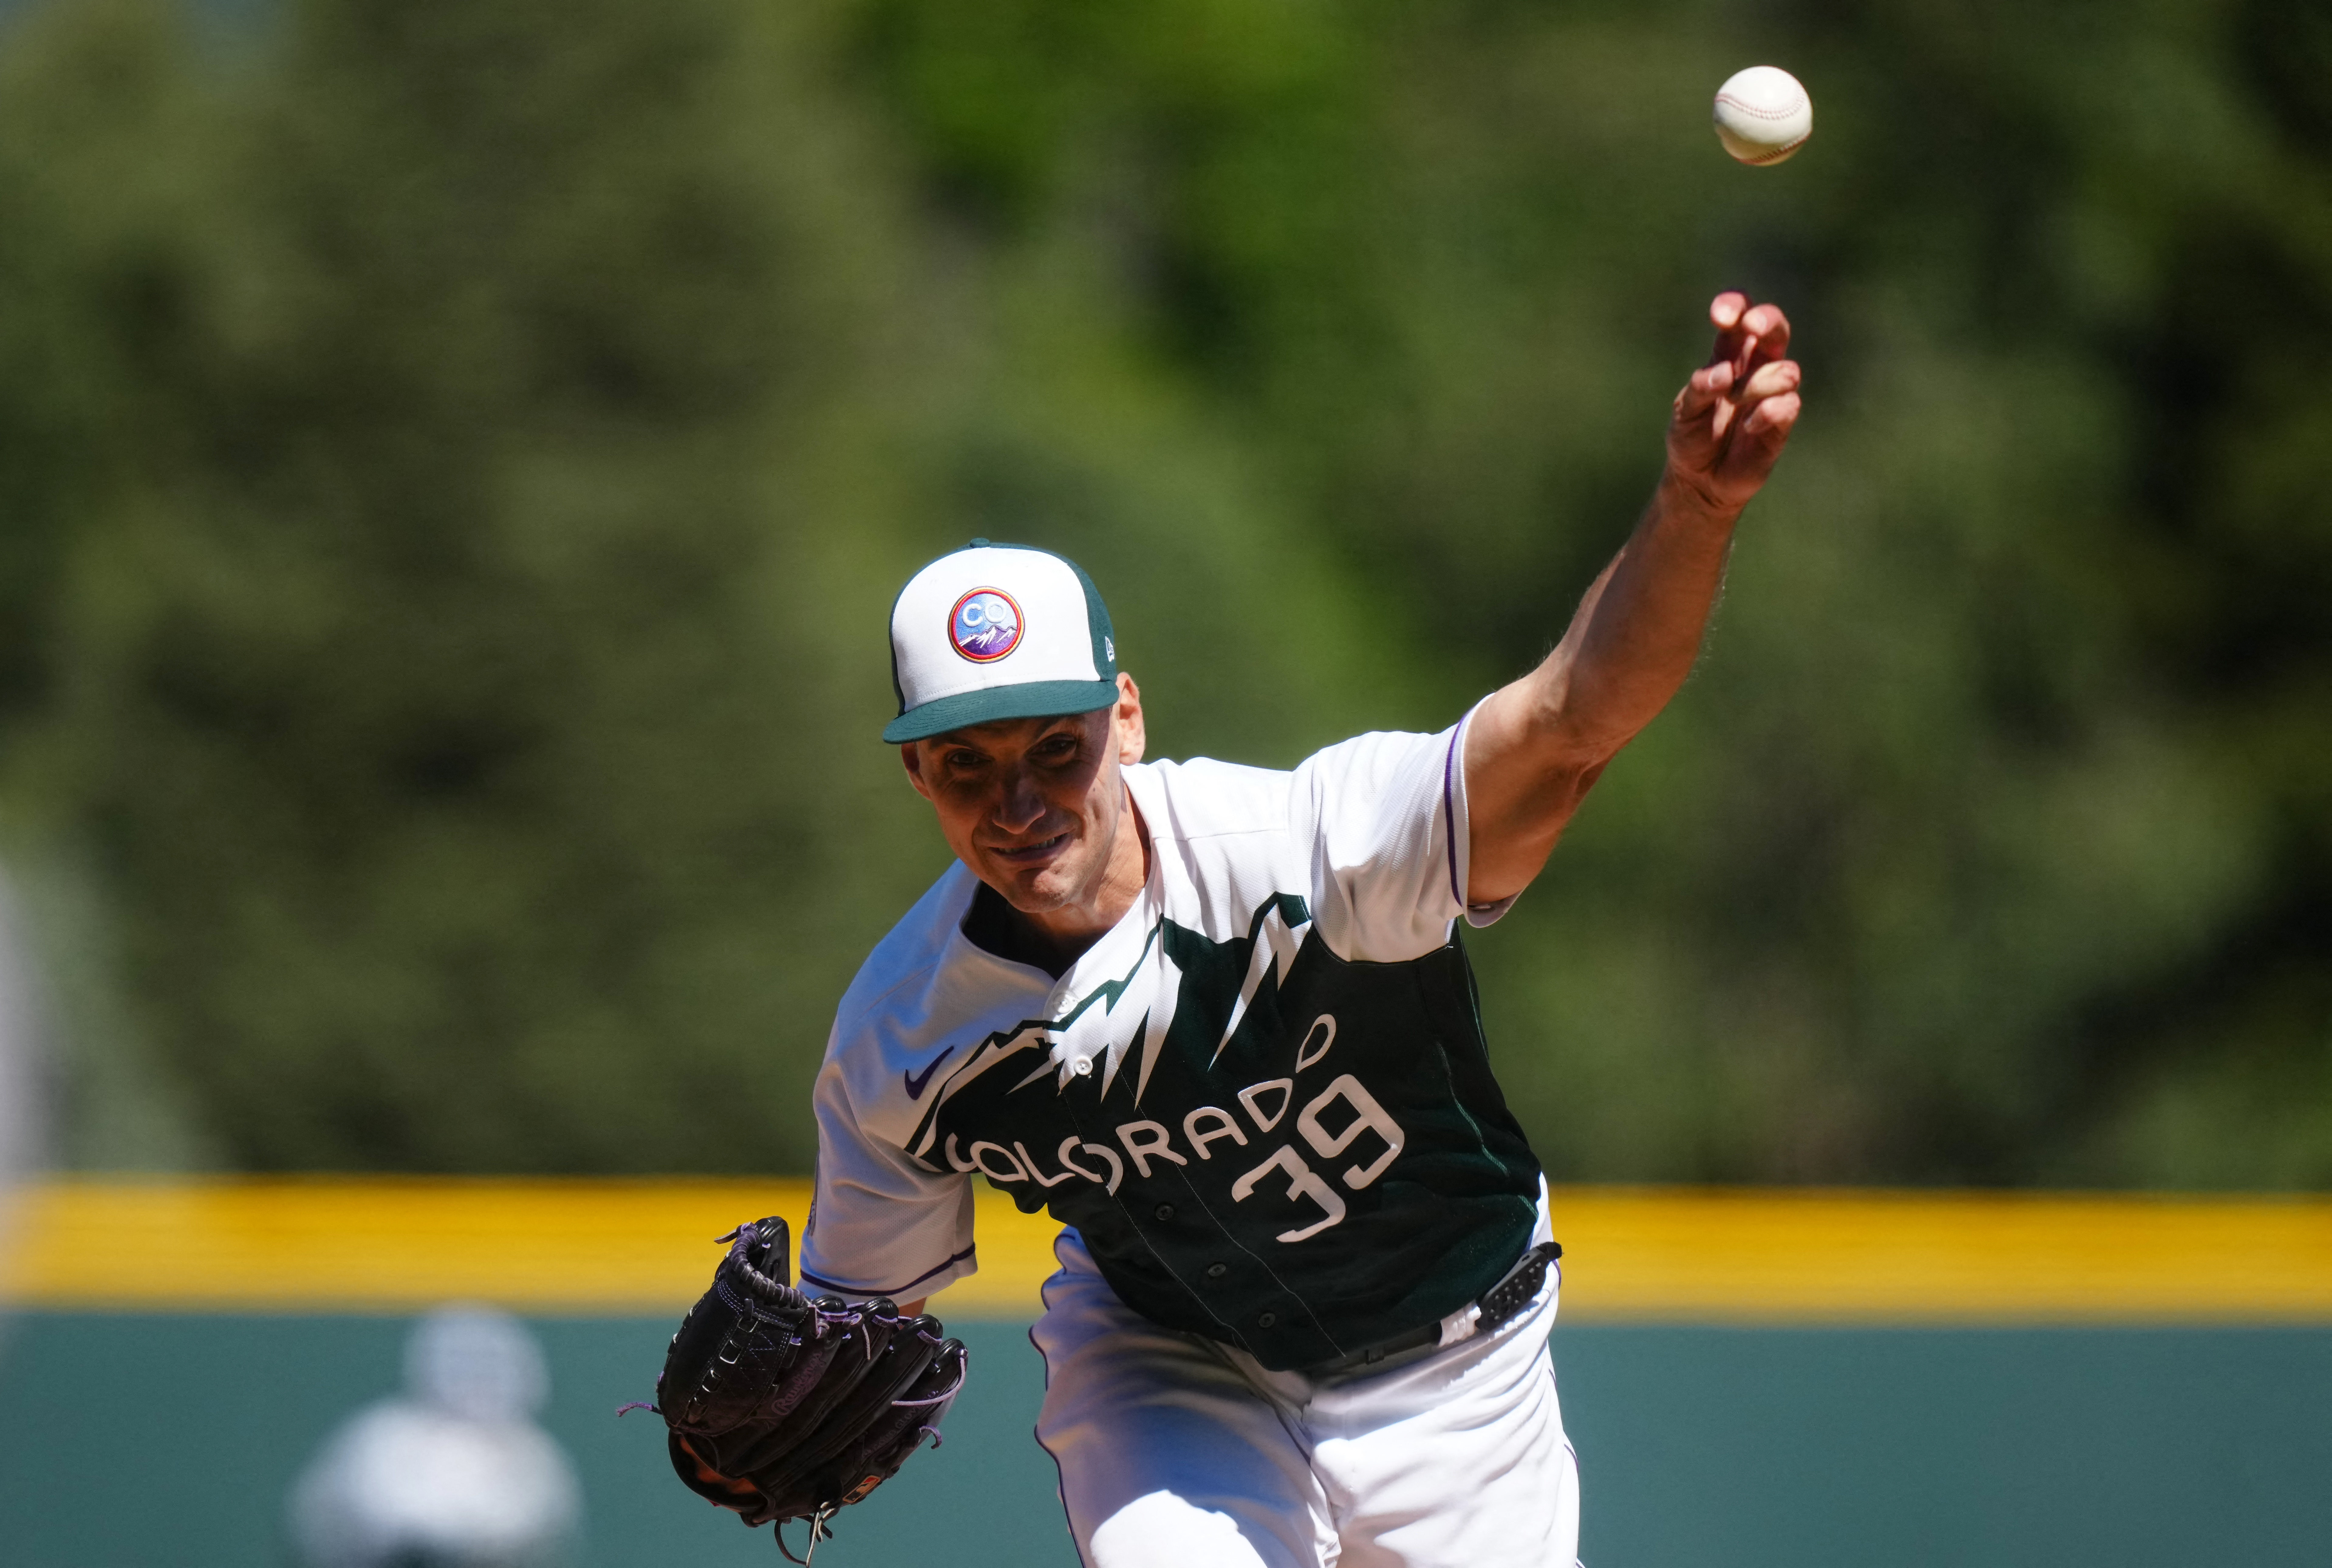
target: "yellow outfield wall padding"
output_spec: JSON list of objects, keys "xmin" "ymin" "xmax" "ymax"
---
[
  {"xmin": 0, "ymin": 1180, "xmax": 1062, "ymax": 1318},
  {"xmin": 1549, "ymin": 1188, "xmax": 2332, "ymax": 1323},
  {"xmin": 3, "ymin": 1180, "xmax": 2330, "ymax": 1321}
]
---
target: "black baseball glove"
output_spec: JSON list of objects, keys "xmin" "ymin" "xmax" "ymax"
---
[{"xmin": 639, "ymin": 1215, "xmax": 966, "ymax": 1562}]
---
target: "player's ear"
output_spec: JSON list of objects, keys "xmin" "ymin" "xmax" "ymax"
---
[
  {"xmin": 1113, "ymin": 673, "xmax": 1146, "ymax": 765},
  {"xmin": 900, "ymin": 741, "xmax": 937, "ymax": 802}
]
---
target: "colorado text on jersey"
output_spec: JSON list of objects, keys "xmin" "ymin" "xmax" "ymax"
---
[{"xmin": 904, "ymin": 894, "xmax": 1538, "ymax": 1370}]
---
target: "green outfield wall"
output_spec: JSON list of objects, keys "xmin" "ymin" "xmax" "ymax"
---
[
  {"xmin": 8, "ymin": 1185, "xmax": 2328, "ymax": 1563},
  {"xmin": 3, "ymin": 1312, "xmax": 2329, "ymax": 1568}
]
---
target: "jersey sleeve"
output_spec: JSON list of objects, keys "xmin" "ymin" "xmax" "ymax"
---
[
  {"xmin": 1297, "ymin": 703, "xmax": 1515, "ymax": 964},
  {"xmin": 797, "ymin": 1046, "xmax": 978, "ymax": 1305}
]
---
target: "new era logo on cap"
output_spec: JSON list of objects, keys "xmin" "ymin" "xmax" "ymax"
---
[{"xmin": 883, "ymin": 541, "xmax": 1118, "ymax": 743}]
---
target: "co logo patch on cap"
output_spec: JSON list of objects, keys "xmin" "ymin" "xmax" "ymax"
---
[{"xmin": 948, "ymin": 588, "xmax": 1023, "ymax": 663}]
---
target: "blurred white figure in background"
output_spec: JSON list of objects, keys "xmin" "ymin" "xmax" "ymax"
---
[
  {"xmin": 289, "ymin": 1306, "xmax": 583, "ymax": 1568},
  {"xmin": 0, "ymin": 871, "xmax": 51, "ymax": 1341}
]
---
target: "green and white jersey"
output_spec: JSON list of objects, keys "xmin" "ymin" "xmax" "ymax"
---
[{"xmin": 800, "ymin": 718, "xmax": 1543, "ymax": 1372}]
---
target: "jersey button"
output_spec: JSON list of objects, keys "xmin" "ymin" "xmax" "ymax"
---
[
  {"xmin": 1070, "ymin": 1056, "xmax": 1093, "ymax": 1076},
  {"xmin": 1257, "ymin": 1311, "xmax": 1278, "ymax": 1329},
  {"xmin": 1205, "ymin": 1262, "xmax": 1228, "ymax": 1280},
  {"xmin": 1153, "ymin": 1203, "xmax": 1175, "ymax": 1222}
]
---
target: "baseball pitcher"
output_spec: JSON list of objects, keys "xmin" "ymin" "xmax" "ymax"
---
[{"xmin": 664, "ymin": 291, "xmax": 1799, "ymax": 1566}]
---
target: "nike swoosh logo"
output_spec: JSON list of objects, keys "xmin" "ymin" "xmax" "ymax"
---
[{"xmin": 903, "ymin": 1047, "xmax": 955, "ymax": 1101}]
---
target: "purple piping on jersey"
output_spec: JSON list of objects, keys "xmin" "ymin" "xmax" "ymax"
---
[
  {"xmin": 799, "ymin": 1243, "xmax": 974, "ymax": 1300},
  {"xmin": 1441, "ymin": 723, "xmax": 1465, "ymax": 910}
]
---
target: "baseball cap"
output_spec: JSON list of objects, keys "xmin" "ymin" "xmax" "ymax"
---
[{"xmin": 882, "ymin": 540, "xmax": 1119, "ymax": 743}]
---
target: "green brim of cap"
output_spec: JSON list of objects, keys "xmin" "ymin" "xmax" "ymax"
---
[{"xmin": 882, "ymin": 678, "xmax": 1121, "ymax": 743}]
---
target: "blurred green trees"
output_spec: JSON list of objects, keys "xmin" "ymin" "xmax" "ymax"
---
[{"xmin": 0, "ymin": 0, "xmax": 2323, "ymax": 1182}]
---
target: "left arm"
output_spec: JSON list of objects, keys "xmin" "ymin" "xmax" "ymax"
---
[{"xmin": 1464, "ymin": 292, "xmax": 1802, "ymax": 905}]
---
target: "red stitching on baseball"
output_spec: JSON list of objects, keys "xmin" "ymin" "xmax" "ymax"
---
[
  {"xmin": 1739, "ymin": 137, "xmax": 1807, "ymax": 165},
  {"xmin": 1715, "ymin": 93, "xmax": 1804, "ymax": 121}
]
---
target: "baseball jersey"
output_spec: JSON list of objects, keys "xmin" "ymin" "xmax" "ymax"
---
[{"xmin": 799, "ymin": 717, "xmax": 1544, "ymax": 1372}]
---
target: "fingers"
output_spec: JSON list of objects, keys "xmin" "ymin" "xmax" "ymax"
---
[
  {"xmin": 1679, "ymin": 295, "xmax": 1803, "ymax": 504},
  {"xmin": 1675, "ymin": 356, "xmax": 1796, "ymax": 437},
  {"xmin": 1734, "ymin": 357, "xmax": 1801, "ymax": 411},
  {"xmin": 1673, "ymin": 357, "xmax": 1736, "ymax": 421},
  {"xmin": 1705, "ymin": 292, "xmax": 1793, "ymax": 375},
  {"xmin": 1740, "ymin": 389, "xmax": 1800, "ymax": 439},
  {"xmin": 1706, "ymin": 291, "xmax": 1749, "ymax": 367},
  {"xmin": 1726, "ymin": 363, "xmax": 1801, "ymax": 458},
  {"xmin": 1740, "ymin": 302, "xmax": 1791, "ymax": 367},
  {"xmin": 1719, "ymin": 390, "xmax": 1801, "ymax": 489}
]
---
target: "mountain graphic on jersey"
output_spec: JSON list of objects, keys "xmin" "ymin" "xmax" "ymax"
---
[{"xmin": 907, "ymin": 895, "xmax": 1541, "ymax": 1371}]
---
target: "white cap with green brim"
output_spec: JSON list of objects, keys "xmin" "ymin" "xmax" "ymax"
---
[{"xmin": 883, "ymin": 540, "xmax": 1119, "ymax": 743}]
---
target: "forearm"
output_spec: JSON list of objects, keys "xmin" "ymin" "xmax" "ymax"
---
[
  {"xmin": 1534, "ymin": 475, "xmax": 1739, "ymax": 761},
  {"xmin": 1462, "ymin": 291, "xmax": 1797, "ymax": 906},
  {"xmin": 1464, "ymin": 481, "xmax": 1737, "ymax": 901}
]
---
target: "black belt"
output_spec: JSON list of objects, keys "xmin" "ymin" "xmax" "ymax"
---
[{"xmin": 1299, "ymin": 1240, "xmax": 1562, "ymax": 1381}]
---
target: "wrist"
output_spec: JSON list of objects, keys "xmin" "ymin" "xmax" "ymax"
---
[{"xmin": 1655, "ymin": 467, "xmax": 1745, "ymax": 529}]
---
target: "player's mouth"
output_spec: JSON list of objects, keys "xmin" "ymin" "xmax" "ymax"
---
[{"xmin": 986, "ymin": 831, "xmax": 1071, "ymax": 866}]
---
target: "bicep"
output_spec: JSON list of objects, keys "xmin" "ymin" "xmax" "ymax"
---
[{"xmin": 1461, "ymin": 672, "xmax": 1605, "ymax": 907}]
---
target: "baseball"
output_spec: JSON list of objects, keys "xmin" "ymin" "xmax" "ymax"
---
[{"xmin": 1713, "ymin": 66, "xmax": 1812, "ymax": 166}]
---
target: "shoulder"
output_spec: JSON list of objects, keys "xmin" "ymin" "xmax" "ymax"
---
[
  {"xmin": 1131, "ymin": 732, "xmax": 1455, "ymax": 857},
  {"xmin": 829, "ymin": 862, "xmax": 978, "ymax": 1046},
  {"xmin": 1130, "ymin": 755, "xmax": 1294, "ymax": 840},
  {"xmin": 1292, "ymin": 728, "xmax": 1454, "ymax": 791}
]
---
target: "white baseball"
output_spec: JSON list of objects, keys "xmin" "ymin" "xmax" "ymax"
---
[{"xmin": 1713, "ymin": 66, "xmax": 1812, "ymax": 166}]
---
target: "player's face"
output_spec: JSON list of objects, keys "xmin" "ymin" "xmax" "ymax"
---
[{"xmin": 901, "ymin": 674, "xmax": 1148, "ymax": 921}]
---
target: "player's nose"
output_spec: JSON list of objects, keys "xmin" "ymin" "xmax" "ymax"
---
[{"xmin": 990, "ymin": 767, "xmax": 1049, "ymax": 834}]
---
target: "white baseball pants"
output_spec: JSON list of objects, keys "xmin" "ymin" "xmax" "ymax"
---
[{"xmin": 1029, "ymin": 1193, "xmax": 1580, "ymax": 1568}]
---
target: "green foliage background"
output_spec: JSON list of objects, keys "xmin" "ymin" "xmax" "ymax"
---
[{"xmin": 0, "ymin": 0, "xmax": 2323, "ymax": 1183}]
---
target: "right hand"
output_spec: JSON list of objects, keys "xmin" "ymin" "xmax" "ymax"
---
[{"xmin": 1662, "ymin": 291, "xmax": 1802, "ymax": 519}]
